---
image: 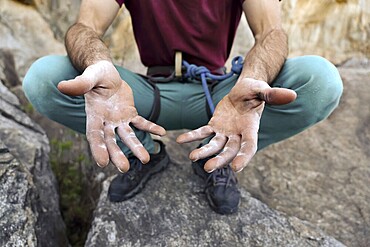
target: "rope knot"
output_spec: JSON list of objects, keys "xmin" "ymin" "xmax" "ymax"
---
[
  {"xmin": 181, "ymin": 56, "xmax": 244, "ymax": 115},
  {"xmin": 230, "ymin": 56, "xmax": 243, "ymax": 74},
  {"xmin": 184, "ymin": 63, "xmax": 210, "ymax": 79}
]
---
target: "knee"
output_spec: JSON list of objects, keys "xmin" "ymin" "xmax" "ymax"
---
[
  {"xmin": 295, "ymin": 56, "xmax": 343, "ymax": 124},
  {"xmin": 23, "ymin": 56, "xmax": 56, "ymax": 105},
  {"xmin": 23, "ymin": 55, "xmax": 70, "ymax": 115}
]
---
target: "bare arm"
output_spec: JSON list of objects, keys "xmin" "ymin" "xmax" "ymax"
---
[
  {"xmin": 59, "ymin": 0, "xmax": 166, "ymax": 172},
  {"xmin": 177, "ymin": 0, "xmax": 296, "ymax": 172},
  {"xmin": 65, "ymin": 0, "xmax": 119, "ymax": 72},
  {"xmin": 237, "ymin": 0, "xmax": 288, "ymax": 84}
]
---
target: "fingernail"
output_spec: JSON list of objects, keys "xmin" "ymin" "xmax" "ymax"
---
[
  {"xmin": 206, "ymin": 168, "xmax": 216, "ymax": 173},
  {"xmin": 117, "ymin": 167, "xmax": 127, "ymax": 173},
  {"xmin": 234, "ymin": 166, "xmax": 244, "ymax": 173},
  {"xmin": 189, "ymin": 154, "xmax": 198, "ymax": 162},
  {"xmin": 141, "ymin": 159, "xmax": 149, "ymax": 164}
]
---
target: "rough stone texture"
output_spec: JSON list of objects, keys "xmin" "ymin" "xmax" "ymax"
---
[
  {"xmin": 0, "ymin": 0, "xmax": 65, "ymax": 76},
  {"xmin": 282, "ymin": 0, "xmax": 370, "ymax": 64},
  {"xmin": 0, "ymin": 141, "xmax": 37, "ymax": 247},
  {"xmin": 239, "ymin": 60, "xmax": 370, "ymax": 247},
  {"xmin": 0, "ymin": 49, "xmax": 21, "ymax": 88},
  {"xmin": 1, "ymin": 0, "xmax": 369, "ymax": 246},
  {"xmin": 2, "ymin": 0, "xmax": 369, "ymax": 76},
  {"xmin": 31, "ymin": 0, "xmax": 81, "ymax": 40},
  {"xmin": 0, "ymin": 0, "xmax": 98, "ymax": 196},
  {"xmin": 0, "ymin": 79, "xmax": 68, "ymax": 246},
  {"xmin": 85, "ymin": 135, "xmax": 344, "ymax": 247}
]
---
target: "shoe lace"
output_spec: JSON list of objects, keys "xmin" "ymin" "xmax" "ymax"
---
[
  {"xmin": 206, "ymin": 165, "xmax": 238, "ymax": 188},
  {"xmin": 126, "ymin": 157, "xmax": 143, "ymax": 180}
]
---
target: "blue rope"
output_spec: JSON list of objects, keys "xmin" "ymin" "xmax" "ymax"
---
[{"xmin": 182, "ymin": 56, "xmax": 244, "ymax": 114}]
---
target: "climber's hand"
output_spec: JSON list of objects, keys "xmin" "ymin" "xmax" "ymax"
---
[{"xmin": 177, "ymin": 78, "xmax": 296, "ymax": 172}]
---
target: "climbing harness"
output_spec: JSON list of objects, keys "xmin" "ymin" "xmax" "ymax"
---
[{"xmin": 145, "ymin": 52, "xmax": 244, "ymax": 122}]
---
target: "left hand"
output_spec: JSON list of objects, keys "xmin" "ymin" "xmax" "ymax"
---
[{"xmin": 176, "ymin": 78, "xmax": 297, "ymax": 173}]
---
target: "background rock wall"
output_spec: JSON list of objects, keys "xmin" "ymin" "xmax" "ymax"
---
[
  {"xmin": 282, "ymin": 0, "xmax": 370, "ymax": 64},
  {"xmin": 0, "ymin": 77, "xmax": 68, "ymax": 246},
  {"xmin": 0, "ymin": 0, "xmax": 369, "ymax": 246},
  {"xmin": 1, "ymin": 0, "xmax": 368, "ymax": 77}
]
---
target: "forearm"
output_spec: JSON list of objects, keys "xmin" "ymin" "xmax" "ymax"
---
[
  {"xmin": 238, "ymin": 28, "xmax": 288, "ymax": 84},
  {"xmin": 65, "ymin": 23, "xmax": 112, "ymax": 72}
]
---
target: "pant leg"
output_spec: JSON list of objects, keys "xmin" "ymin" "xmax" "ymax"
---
[
  {"xmin": 212, "ymin": 55, "xmax": 343, "ymax": 150},
  {"xmin": 22, "ymin": 55, "xmax": 157, "ymax": 154},
  {"xmin": 154, "ymin": 80, "xmax": 211, "ymax": 130}
]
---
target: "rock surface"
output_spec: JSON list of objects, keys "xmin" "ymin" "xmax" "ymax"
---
[
  {"xmin": 0, "ymin": 79, "xmax": 68, "ymax": 246},
  {"xmin": 86, "ymin": 136, "xmax": 344, "ymax": 247},
  {"xmin": 0, "ymin": 0, "xmax": 65, "ymax": 76},
  {"xmin": 282, "ymin": 0, "xmax": 370, "ymax": 64},
  {"xmin": 86, "ymin": 61, "xmax": 369, "ymax": 246},
  {"xmin": 239, "ymin": 59, "xmax": 370, "ymax": 247},
  {"xmin": 2, "ymin": 0, "xmax": 367, "ymax": 76}
]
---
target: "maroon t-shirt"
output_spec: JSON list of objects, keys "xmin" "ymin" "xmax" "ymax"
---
[{"xmin": 116, "ymin": 0, "xmax": 244, "ymax": 72}]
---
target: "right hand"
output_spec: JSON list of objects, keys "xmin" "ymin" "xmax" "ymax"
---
[{"xmin": 57, "ymin": 61, "xmax": 166, "ymax": 172}]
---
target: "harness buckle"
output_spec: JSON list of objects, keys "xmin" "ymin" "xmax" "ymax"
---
[{"xmin": 175, "ymin": 51, "xmax": 182, "ymax": 77}]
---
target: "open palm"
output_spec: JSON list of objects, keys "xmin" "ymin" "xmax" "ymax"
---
[
  {"xmin": 58, "ymin": 61, "xmax": 166, "ymax": 172},
  {"xmin": 177, "ymin": 78, "xmax": 296, "ymax": 173}
]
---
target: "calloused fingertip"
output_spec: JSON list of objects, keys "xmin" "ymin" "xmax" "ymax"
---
[
  {"xmin": 151, "ymin": 126, "xmax": 166, "ymax": 136},
  {"xmin": 140, "ymin": 154, "xmax": 150, "ymax": 164},
  {"xmin": 176, "ymin": 135, "xmax": 185, "ymax": 144},
  {"xmin": 96, "ymin": 162, "xmax": 104, "ymax": 168},
  {"xmin": 158, "ymin": 131, "xmax": 167, "ymax": 137},
  {"xmin": 189, "ymin": 150, "xmax": 197, "ymax": 161},
  {"xmin": 292, "ymin": 90, "xmax": 298, "ymax": 100},
  {"xmin": 232, "ymin": 165, "xmax": 245, "ymax": 173},
  {"xmin": 57, "ymin": 81, "xmax": 80, "ymax": 96},
  {"xmin": 117, "ymin": 166, "xmax": 129, "ymax": 173},
  {"xmin": 231, "ymin": 156, "xmax": 247, "ymax": 173},
  {"xmin": 95, "ymin": 158, "xmax": 109, "ymax": 168},
  {"xmin": 204, "ymin": 161, "xmax": 217, "ymax": 173},
  {"xmin": 57, "ymin": 81, "xmax": 66, "ymax": 92},
  {"xmin": 189, "ymin": 156, "xmax": 199, "ymax": 162},
  {"xmin": 205, "ymin": 167, "xmax": 216, "ymax": 173}
]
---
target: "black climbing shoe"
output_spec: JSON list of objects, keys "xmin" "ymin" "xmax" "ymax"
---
[
  {"xmin": 108, "ymin": 140, "xmax": 170, "ymax": 202},
  {"xmin": 192, "ymin": 150, "xmax": 240, "ymax": 215}
]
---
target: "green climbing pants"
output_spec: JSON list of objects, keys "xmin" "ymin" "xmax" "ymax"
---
[{"xmin": 23, "ymin": 55, "xmax": 343, "ymax": 155}]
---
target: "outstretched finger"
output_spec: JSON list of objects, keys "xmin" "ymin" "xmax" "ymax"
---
[
  {"xmin": 117, "ymin": 125, "xmax": 150, "ymax": 164},
  {"xmin": 204, "ymin": 135, "xmax": 241, "ymax": 172},
  {"xmin": 86, "ymin": 117, "xmax": 109, "ymax": 167},
  {"xmin": 104, "ymin": 125, "xmax": 130, "ymax": 173},
  {"xmin": 131, "ymin": 115, "xmax": 166, "ymax": 136},
  {"xmin": 189, "ymin": 134, "xmax": 227, "ymax": 161},
  {"xmin": 231, "ymin": 136, "xmax": 258, "ymax": 173},
  {"xmin": 176, "ymin": 125, "xmax": 214, "ymax": 143},
  {"xmin": 57, "ymin": 75, "xmax": 96, "ymax": 96},
  {"xmin": 259, "ymin": 87, "xmax": 297, "ymax": 105}
]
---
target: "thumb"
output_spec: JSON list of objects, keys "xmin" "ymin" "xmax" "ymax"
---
[
  {"xmin": 258, "ymin": 87, "xmax": 297, "ymax": 105},
  {"xmin": 57, "ymin": 71, "xmax": 97, "ymax": 96}
]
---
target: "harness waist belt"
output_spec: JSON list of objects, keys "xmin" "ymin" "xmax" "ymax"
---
[
  {"xmin": 146, "ymin": 56, "xmax": 244, "ymax": 115},
  {"xmin": 147, "ymin": 65, "xmax": 226, "ymax": 77}
]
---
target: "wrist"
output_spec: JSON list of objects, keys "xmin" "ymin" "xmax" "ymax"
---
[{"xmin": 228, "ymin": 84, "xmax": 245, "ymax": 105}]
